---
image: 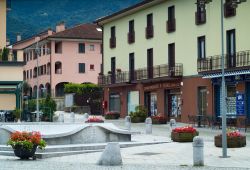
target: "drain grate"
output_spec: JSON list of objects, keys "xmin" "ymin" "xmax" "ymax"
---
[{"xmin": 134, "ymin": 152, "xmax": 161, "ymax": 156}]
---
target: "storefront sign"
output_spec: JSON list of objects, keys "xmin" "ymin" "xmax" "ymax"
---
[
  {"xmin": 144, "ymin": 82, "xmax": 180, "ymax": 91},
  {"xmin": 236, "ymin": 93, "xmax": 245, "ymax": 116}
]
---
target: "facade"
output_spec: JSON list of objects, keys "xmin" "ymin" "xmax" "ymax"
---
[
  {"xmin": 23, "ymin": 23, "xmax": 102, "ymax": 98},
  {"xmin": 0, "ymin": 0, "xmax": 24, "ymax": 110},
  {"xmin": 96, "ymin": 0, "xmax": 250, "ymax": 122}
]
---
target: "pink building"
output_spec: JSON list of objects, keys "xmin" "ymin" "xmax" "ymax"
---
[{"xmin": 23, "ymin": 23, "xmax": 102, "ymax": 98}]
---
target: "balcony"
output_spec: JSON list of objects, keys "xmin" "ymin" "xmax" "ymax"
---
[
  {"xmin": 167, "ymin": 19, "xmax": 176, "ymax": 33},
  {"xmin": 109, "ymin": 37, "xmax": 116, "ymax": 49},
  {"xmin": 128, "ymin": 31, "xmax": 135, "ymax": 44},
  {"xmin": 197, "ymin": 50, "xmax": 250, "ymax": 73},
  {"xmin": 98, "ymin": 64, "xmax": 183, "ymax": 86},
  {"xmin": 145, "ymin": 26, "xmax": 154, "ymax": 39},
  {"xmin": 195, "ymin": 10, "xmax": 206, "ymax": 25}
]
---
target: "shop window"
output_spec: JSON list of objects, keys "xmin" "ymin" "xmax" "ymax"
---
[
  {"xmin": 127, "ymin": 91, "xmax": 139, "ymax": 113},
  {"xmin": 226, "ymin": 85, "xmax": 236, "ymax": 115},
  {"xmin": 109, "ymin": 93, "xmax": 121, "ymax": 112},
  {"xmin": 198, "ymin": 87, "xmax": 207, "ymax": 116}
]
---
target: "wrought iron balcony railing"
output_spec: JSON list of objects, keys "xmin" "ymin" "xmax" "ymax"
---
[
  {"xmin": 98, "ymin": 63, "xmax": 183, "ymax": 86},
  {"xmin": 197, "ymin": 50, "xmax": 250, "ymax": 73}
]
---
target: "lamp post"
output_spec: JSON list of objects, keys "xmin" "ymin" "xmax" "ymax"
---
[
  {"xmin": 220, "ymin": 0, "xmax": 246, "ymax": 158},
  {"xmin": 25, "ymin": 41, "xmax": 50, "ymax": 122}
]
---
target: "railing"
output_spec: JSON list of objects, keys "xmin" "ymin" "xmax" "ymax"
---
[
  {"xmin": 167, "ymin": 19, "xmax": 176, "ymax": 33},
  {"xmin": 145, "ymin": 26, "xmax": 154, "ymax": 39},
  {"xmin": 197, "ymin": 50, "xmax": 250, "ymax": 72},
  {"xmin": 98, "ymin": 63, "xmax": 183, "ymax": 86}
]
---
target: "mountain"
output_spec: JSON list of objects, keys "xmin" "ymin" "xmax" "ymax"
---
[{"xmin": 7, "ymin": 0, "xmax": 142, "ymax": 43}]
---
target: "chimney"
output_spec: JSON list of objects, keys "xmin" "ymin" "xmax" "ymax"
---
[
  {"xmin": 48, "ymin": 28, "xmax": 53, "ymax": 36},
  {"xmin": 56, "ymin": 21, "xmax": 65, "ymax": 33},
  {"xmin": 17, "ymin": 33, "xmax": 21, "ymax": 42}
]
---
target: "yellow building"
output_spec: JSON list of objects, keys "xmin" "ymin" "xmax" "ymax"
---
[
  {"xmin": 0, "ymin": 0, "xmax": 24, "ymax": 111},
  {"xmin": 97, "ymin": 0, "xmax": 250, "ymax": 123}
]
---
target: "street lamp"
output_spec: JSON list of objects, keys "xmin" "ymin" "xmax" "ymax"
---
[
  {"xmin": 25, "ymin": 41, "xmax": 50, "ymax": 122},
  {"xmin": 220, "ymin": 0, "xmax": 246, "ymax": 158}
]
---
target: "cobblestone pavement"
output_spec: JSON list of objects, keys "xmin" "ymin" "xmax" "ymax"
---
[{"xmin": 1, "ymin": 113, "xmax": 250, "ymax": 170}]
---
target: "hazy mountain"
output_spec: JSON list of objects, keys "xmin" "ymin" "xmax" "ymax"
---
[{"xmin": 7, "ymin": 0, "xmax": 141, "ymax": 43}]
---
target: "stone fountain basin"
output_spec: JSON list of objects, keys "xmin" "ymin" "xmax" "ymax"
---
[{"xmin": 0, "ymin": 123, "xmax": 131, "ymax": 145}]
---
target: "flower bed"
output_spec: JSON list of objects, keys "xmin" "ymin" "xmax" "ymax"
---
[
  {"xmin": 214, "ymin": 131, "xmax": 246, "ymax": 148},
  {"xmin": 85, "ymin": 116, "xmax": 104, "ymax": 123},
  {"xmin": 104, "ymin": 111, "xmax": 120, "ymax": 120},
  {"xmin": 7, "ymin": 131, "xmax": 46, "ymax": 160},
  {"xmin": 151, "ymin": 115, "xmax": 167, "ymax": 124},
  {"xmin": 171, "ymin": 126, "xmax": 199, "ymax": 142}
]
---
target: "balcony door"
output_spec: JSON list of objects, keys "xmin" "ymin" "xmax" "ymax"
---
[
  {"xmin": 129, "ymin": 53, "xmax": 135, "ymax": 81},
  {"xmin": 168, "ymin": 43, "xmax": 175, "ymax": 76},
  {"xmin": 147, "ymin": 48, "xmax": 153, "ymax": 79},
  {"xmin": 227, "ymin": 29, "xmax": 236, "ymax": 68},
  {"xmin": 111, "ymin": 57, "xmax": 116, "ymax": 84}
]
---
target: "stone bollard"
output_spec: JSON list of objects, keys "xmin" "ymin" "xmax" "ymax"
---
[
  {"xmin": 97, "ymin": 142, "xmax": 122, "ymax": 166},
  {"xmin": 145, "ymin": 117, "xmax": 152, "ymax": 134},
  {"xmin": 83, "ymin": 113, "xmax": 89, "ymax": 122},
  {"xmin": 193, "ymin": 136, "xmax": 204, "ymax": 166},
  {"xmin": 169, "ymin": 119, "xmax": 176, "ymax": 130},
  {"xmin": 70, "ymin": 112, "xmax": 75, "ymax": 123},
  {"xmin": 125, "ymin": 116, "xmax": 131, "ymax": 131},
  {"xmin": 58, "ymin": 113, "xmax": 64, "ymax": 123}
]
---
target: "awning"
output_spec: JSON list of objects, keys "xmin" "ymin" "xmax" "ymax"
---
[{"xmin": 202, "ymin": 70, "xmax": 250, "ymax": 79}]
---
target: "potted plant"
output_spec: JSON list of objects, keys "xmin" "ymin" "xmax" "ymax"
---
[
  {"xmin": 151, "ymin": 114, "xmax": 167, "ymax": 124},
  {"xmin": 85, "ymin": 116, "xmax": 104, "ymax": 123},
  {"xmin": 13, "ymin": 108, "xmax": 21, "ymax": 122},
  {"xmin": 171, "ymin": 126, "xmax": 199, "ymax": 142},
  {"xmin": 214, "ymin": 130, "xmax": 246, "ymax": 148},
  {"xmin": 104, "ymin": 111, "xmax": 120, "ymax": 120},
  {"xmin": 129, "ymin": 105, "xmax": 147, "ymax": 123},
  {"xmin": 107, "ymin": 71, "xmax": 112, "ymax": 75},
  {"xmin": 7, "ymin": 131, "xmax": 46, "ymax": 160},
  {"xmin": 116, "ymin": 68, "xmax": 121, "ymax": 73}
]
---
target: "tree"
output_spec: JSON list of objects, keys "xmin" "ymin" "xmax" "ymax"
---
[
  {"xmin": 22, "ymin": 81, "xmax": 31, "ymax": 96},
  {"xmin": 1, "ymin": 47, "xmax": 9, "ymax": 61}
]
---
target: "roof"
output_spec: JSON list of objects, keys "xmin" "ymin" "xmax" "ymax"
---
[
  {"xmin": 96, "ymin": 0, "xmax": 165, "ymax": 25},
  {"xmin": 48, "ymin": 23, "xmax": 102, "ymax": 40}
]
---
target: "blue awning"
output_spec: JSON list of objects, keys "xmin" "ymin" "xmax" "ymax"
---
[{"xmin": 202, "ymin": 70, "xmax": 250, "ymax": 79}]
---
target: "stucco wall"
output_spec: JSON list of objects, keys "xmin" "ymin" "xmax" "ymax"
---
[
  {"xmin": 0, "ymin": 94, "xmax": 16, "ymax": 110},
  {"xmin": 103, "ymin": 0, "xmax": 250, "ymax": 76},
  {"xmin": 0, "ymin": 66, "xmax": 23, "ymax": 81},
  {"xmin": 0, "ymin": 0, "xmax": 6, "ymax": 49}
]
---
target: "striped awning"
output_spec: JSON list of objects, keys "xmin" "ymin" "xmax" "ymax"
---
[{"xmin": 202, "ymin": 70, "xmax": 250, "ymax": 79}]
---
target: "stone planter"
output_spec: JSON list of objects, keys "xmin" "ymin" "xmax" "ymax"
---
[
  {"xmin": 13, "ymin": 145, "xmax": 37, "ymax": 160},
  {"xmin": 152, "ymin": 118, "xmax": 167, "ymax": 124},
  {"xmin": 214, "ymin": 135, "xmax": 246, "ymax": 148},
  {"xmin": 105, "ymin": 113, "xmax": 120, "ymax": 120},
  {"xmin": 171, "ymin": 131, "xmax": 199, "ymax": 142},
  {"xmin": 131, "ymin": 117, "xmax": 145, "ymax": 123}
]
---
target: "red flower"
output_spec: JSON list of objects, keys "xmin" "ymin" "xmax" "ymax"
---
[
  {"xmin": 172, "ymin": 126, "xmax": 197, "ymax": 133},
  {"xmin": 86, "ymin": 116, "xmax": 104, "ymax": 123}
]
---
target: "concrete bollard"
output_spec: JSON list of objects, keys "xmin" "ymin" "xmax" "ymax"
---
[
  {"xmin": 70, "ymin": 112, "xmax": 75, "ymax": 123},
  {"xmin": 125, "ymin": 116, "xmax": 131, "ymax": 131},
  {"xmin": 145, "ymin": 117, "xmax": 152, "ymax": 134},
  {"xmin": 169, "ymin": 119, "xmax": 176, "ymax": 130},
  {"xmin": 83, "ymin": 113, "xmax": 89, "ymax": 122},
  {"xmin": 97, "ymin": 142, "xmax": 122, "ymax": 166},
  {"xmin": 58, "ymin": 113, "xmax": 64, "ymax": 123},
  {"xmin": 193, "ymin": 136, "xmax": 204, "ymax": 166}
]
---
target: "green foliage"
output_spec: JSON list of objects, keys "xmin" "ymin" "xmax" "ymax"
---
[
  {"xmin": 129, "ymin": 105, "xmax": 148, "ymax": 123},
  {"xmin": 28, "ymin": 95, "xmax": 57, "ymax": 119},
  {"xmin": 22, "ymin": 81, "xmax": 31, "ymax": 95},
  {"xmin": 64, "ymin": 83, "xmax": 102, "ymax": 95},
  {"xmin": 13, "ymin": 108, "xmax": 21, "ymax": 120},
  {"xmin": 1, "ymin": 47, "xmax": 9, "ymax": 61}
]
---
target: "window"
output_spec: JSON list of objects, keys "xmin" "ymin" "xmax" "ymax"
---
[
  {"xmin": 128, "ymin": 20, "xmax": 135, "ymax": 44},
  {"xmin": 55, "ymin": 42, "xmax": 62, "ymax": 53},
  {"xmin": 79, "ymin": 43, "xmax": 85, "ymax": 53},
  {"xmin": 110, "ymin": 26, "xmax": 116, "ymax": 48},
  {"xmin": 26, "ymin": 70, "xmax": 29, "ymax": 79},
  {"xmin": 129, "ymin": 53, "xmax": 135, "ymax": 81},
  {"xmin": 90, "ymin": 64, "xmax": 95, "ymax": 70},
  {"xmin": 89, "ymin": 45, "xmax": 95, "ymax": 51},
  {"xmin": 100, "ymin": 44, "xmax": 103, "ymax": 54},
  {"xmin": 34, "ymin": 67, "xmax": 37, "ymax": 78},
  {"xmin": 196, "ymin": 0, "xmax": 207, "ymax": 25},
  {"xmin": 79, "ymin": 63, "xmax": 85, "ymax": 73},
  {"xmin": 198, "ymin": 36, "xmax": 206, "ymax": 59},
  {"xmin": 30, "ymin": 69, "xmax": 32, "ymax": 79},
  {"xmin": 227, "ymin": 29, "xmax": 236, "ymax": 68},
  {"xmin": 43, "ymin": 45, "xmax": 46, "ymax": 55},
  {"xmin": 55, "ymin": 62, "xmax": 62, "ymax": 74},
  {"xmin": 146, "ymin": 14, "xmax": 154, "ymax": 39},
  {"xmin": 147, "ymin": 48, "xmax": 153, "ymax": 79},
  {"xmin": 168, "ymin": 43, "xmax": 175, "ymax": 76},
  {"xmin": 167, "ymin": 6, "xmax": 176, "ymax": 33},
  {"xmin": 111, "ymin": 57, "xmax": 116, "ymax": 83},
  {"xmin": 224, "ymin": 0, "xmax": 236, "ymax": 18}
]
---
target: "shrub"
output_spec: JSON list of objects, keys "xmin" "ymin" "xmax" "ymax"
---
[
  {"xmin": 104, "ymin": 111, "xmax": 120, "ymax": 119},
  {"xmin": 129, "ymin": 105, "xmax": 147, "ymax": 123}
]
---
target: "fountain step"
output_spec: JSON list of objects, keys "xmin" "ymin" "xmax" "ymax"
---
[{"xmin": 0, "ymin": 141, "xmax": 169, "ymax": 158}]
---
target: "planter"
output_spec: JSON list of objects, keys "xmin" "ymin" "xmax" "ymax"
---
[
  {"xmin": 131, "ymin": 117, "xmax": 145, "ymax": 123},
  {"xmin": 13, "ymin": 145, "xmax": 37, "ymax": 160},
  {"xmin": 105, "ymin": 112, "xmax": 120, "ymax": 120},
  {"xmin": 152, "ymin": 118, "xmax": 167, "ymax": 124},
  {"xmin": 171, "ymin": 131, "xmax": 199, "ymax": 142},
  {"xmin": 214, "ymin": 135, "xmax": 246, "ymax": 148}
]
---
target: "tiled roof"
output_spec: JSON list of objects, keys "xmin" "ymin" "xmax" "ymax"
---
[{"xmin": 49, "ymin": 23, "xmax": 102, "ymax": 40}]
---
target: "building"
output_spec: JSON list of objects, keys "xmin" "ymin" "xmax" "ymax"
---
[
  {"xmin": 96, "ymin": 0, "xmax": 250, "ymax": 122},
  {"xmin": 23, "ymin": 23, "xmax": 102, "ymax": 98},
  {"xmin": 0, "ymin": 0, "xmax": 24, "ymax": 110}
]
